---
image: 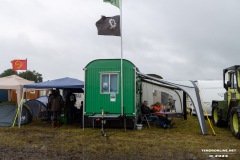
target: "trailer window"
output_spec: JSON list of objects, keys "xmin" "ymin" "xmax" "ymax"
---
[{"xmin": 101, "ymin": 73, "xmax": 118, "ymax": 94}]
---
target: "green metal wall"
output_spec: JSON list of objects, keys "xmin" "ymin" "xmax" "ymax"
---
[{"xmin": 85, "ymin": 59, "xmax": 136, "ymax": 116}]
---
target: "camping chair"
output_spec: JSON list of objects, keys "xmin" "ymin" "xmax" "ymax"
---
[{"xmin": 140, "ymin": 114, "xmax": 152, "ymax": 128}]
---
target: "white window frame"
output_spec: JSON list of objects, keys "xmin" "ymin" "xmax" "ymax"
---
[{"xmin": 100, "ymin": 72, "xmax": 119, "ymax": 94}]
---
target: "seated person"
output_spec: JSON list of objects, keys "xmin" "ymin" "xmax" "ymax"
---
[
  {"xmin": 151, "ymin": 102, "xmax": 175, "ymax": 127},
  {"xmin": 141, "ymin": 101, "xmax": 170, "ymax": 129},
  {"xmin": 152, "ymin": 102, "xmax": 163, "ymax": 112}
]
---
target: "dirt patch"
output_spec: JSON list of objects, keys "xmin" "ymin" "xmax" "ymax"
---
[{"xmin": 0, "ymin": 146, "xmax": 83, "ymax": 160}]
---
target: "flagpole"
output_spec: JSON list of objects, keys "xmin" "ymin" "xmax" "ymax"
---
[
  {"xmin": 120, "ymin": 0, "xmax": 123, "ymax": 116},
  {"xmin": 25, "ymin": 58, "xmax": 28, "ymax": 102},
  {"xmin": 25, "ymin": 58, "xmax": 28, "ymax": 81}
]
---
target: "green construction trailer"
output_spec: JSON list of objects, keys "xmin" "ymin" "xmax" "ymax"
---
[
  {"xmin": 212, "ymin": 65, "xmax": 240, "ymax": 139},
  {"xmin": 83, "ymin": 59, "xmax": 137, "ymax": 128}
]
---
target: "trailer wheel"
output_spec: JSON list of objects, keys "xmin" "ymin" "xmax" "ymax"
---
[
  {"xmin": 230, "ymin": 107, "xmax": 240, "ymax": 139},
  {"xmin": 212, "ymin": 103, "xmax": 226, "ymax": 127}
]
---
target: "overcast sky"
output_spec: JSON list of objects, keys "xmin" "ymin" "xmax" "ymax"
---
[{"xmin": 1, "ymin": 0, "xmax": 240, "ymax": 81}]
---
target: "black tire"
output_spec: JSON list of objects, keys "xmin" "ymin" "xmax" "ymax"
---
[
  {"xmin": 211, "ymin": 103, "xmax": 227, "ymax": 127},
  {"xmin": 230, "ymin": 107, "xmax": 240, "ymax": 139}
]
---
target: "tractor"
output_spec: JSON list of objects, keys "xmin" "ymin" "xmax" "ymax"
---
[{"xmin": 212, "ymin": 65, "xmax": 240, "ymax": 139}]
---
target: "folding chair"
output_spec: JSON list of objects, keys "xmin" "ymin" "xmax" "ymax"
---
[{"xmin": 140, "ymin": 114, "xmax": 151, "ymax": 128}]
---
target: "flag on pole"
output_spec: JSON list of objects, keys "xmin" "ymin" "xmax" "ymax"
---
[
  {"xmin": 96, "ymin": 15, "xmax": 121, "ymax": 36},
  {"xmin": 11, "ymin": 59, "xmax": 27, "ymax": 71},
  {"xmin": 103, "ymin": 0, "xmax": 119, "ymax": 8}
]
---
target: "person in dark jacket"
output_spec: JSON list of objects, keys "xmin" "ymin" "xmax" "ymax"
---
[
  {"xmin": 47, "ymin": 89, "xmax": 55, "ymax": 122},
  {"xmin": 141, "ymin": 100, "xmax": 170, "ymax": 129},
  {"xmin": 65, "ymin": 91, "xmax": 76, "ymax": 124},
  {"xmin": 48, "ymin": 89, "xmax": 64, "ymax": 127}
]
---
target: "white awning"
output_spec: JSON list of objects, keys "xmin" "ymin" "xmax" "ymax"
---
[{"xmin": 137, "ymin": 72, "xmax": 207, "ymax": 135}]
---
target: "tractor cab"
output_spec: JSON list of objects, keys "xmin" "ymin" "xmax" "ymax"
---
[{"xmin": 223, "ymin": 65, "xmax": 240, "ymax": 104}]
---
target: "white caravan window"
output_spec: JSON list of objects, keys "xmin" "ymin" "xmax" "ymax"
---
[{"xmin": 101, "ymin": 73, "xmax": 118, "ymax": 94}]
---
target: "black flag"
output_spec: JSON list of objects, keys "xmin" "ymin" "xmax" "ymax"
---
[{"xmin": 96, "ymin": 15, "xmax": 121, "ymax": 36}]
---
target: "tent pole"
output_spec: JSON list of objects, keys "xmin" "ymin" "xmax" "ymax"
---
[
  {"xmin": 183, "ymin": 92, "xmax": 187, "ymax": 120},
  {"xmin": 18, "ymin": 88, "xmax": 26, "ymax": 128},
  {"xmin": 82, "ymin": 68, "xmax": 86, "ymax": 130}
]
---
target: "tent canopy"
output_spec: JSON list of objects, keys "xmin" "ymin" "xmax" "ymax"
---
[
  {"xmin": 0, "ymin": 75, "xmax": 34, "ymax": 104},
  {"xmin": 24, "ymin": 77, "xmax": 84, "ymax": 89},
  {"xmin": 0, "ymin": 75, "xmax": 34, "ymax": 89}
]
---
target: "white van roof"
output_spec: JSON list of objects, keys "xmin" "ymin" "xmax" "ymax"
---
[{"xmin": 195, "ymin": 80, "xmax": 223, "ymax": 88}]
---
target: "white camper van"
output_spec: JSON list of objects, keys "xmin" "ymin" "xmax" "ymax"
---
[{"xmin": 189, "ymin": 80, "xmax": 225, "ymax": 116}]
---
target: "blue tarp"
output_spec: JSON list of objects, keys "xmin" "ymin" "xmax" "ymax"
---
[{"xmin": 24, "ymin": 77, "xmax": 84, "ymax": 89}]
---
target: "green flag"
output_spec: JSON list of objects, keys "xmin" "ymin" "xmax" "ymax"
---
[{"xmin": 103, "ymin": 0, "xmax": 120, "ymax": 8}]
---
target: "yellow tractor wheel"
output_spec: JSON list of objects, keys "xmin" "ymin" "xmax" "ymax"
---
[
  {"xmin": 211, "ymin": 103, "xmax": 227, "ymax": 127},
  {"xmin": 230, "ymin": 107, "xmax": 240, "ymax": 139}
]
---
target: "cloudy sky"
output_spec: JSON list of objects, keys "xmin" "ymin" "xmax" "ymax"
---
[{"xmin": 1, "ymin": 0, "xmax": 240, "ymax": 81}]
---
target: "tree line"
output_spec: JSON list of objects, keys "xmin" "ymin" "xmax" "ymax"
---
[{"xmin": 0, "ymin": 69, "xmax": 43, "ymax": 83}]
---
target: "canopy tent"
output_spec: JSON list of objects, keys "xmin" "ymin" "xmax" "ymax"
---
[
  {"xmin": 137, "ymin": 72, "xmax": 207, "ymax": 135},
  {"xmin": 0, "ymin": 75, "xmax": 34, "ymax": 104},
  {"xmin": 24, "ymin": 77, "xmax": 84, "ymax": 89},
  {"xmin": 19, "ymin": 77, "xmax": 84, "ymax": 127}
]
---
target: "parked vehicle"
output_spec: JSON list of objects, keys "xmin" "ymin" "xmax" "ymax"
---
[
  {"xmin": 189, "ymin": 80, "xmax": 225, "ymax": 116},
  {"xmin": 212, "ymin": 65, "xmax": 240, "ymax": 139}
]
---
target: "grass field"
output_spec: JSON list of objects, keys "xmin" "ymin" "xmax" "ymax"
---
[{"xmin": 0, "ymin": 115, "xmax": 239, "ymax": 160}]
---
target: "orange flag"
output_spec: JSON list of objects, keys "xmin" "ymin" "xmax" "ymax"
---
[{"xmin": 11, "ymin": 59, "xmax": 27, "ymax": 71}]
